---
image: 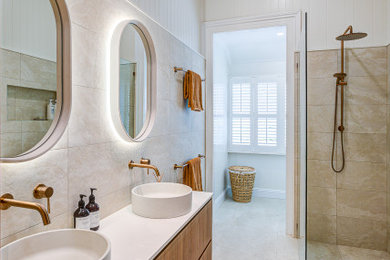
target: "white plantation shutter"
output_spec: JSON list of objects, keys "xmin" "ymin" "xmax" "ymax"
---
[
  {"xmin": 229, "ymin": 77, "xmax": 285, "ymax": 154},
  {"xmin": 231, "ymin": 83, "xmax": 251, "ymax": 146},
  {"xmin": 257, "ymin": 83, "xmax": 278, "ymax": 146}
]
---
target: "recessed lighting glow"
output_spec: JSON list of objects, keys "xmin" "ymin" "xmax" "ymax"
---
[{"xmin": 277, "ymin": 32, "xmax": 284, "ymax": 36}]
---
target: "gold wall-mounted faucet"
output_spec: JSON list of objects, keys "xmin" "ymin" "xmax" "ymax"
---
[
  {"xmin": 129, "ymin": 158, "xmax": 162, "ymax": 182},
  {"xmin": 33, "ymin": 184, "xmax": 54, "ymax": 213},
  {"xmin": 0, "ymin": 193, "xmax": 51, "ymax": 225}
]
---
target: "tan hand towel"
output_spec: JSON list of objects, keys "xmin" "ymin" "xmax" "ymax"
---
[
  {"xmin": 183, "ymin": 157, "xmax": 203, "ymax": 191},
  {"xmin": 183, "ymin": 70, "xmax": 203, "ymax": 112}
]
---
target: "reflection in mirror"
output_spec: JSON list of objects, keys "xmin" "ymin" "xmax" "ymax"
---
[
  {"xmin": 119, "ymin": 24, "xmax": 148, "ymax": 139},
  {"xmin": 0, "ymin": 0, "xmax": 58, "ymax": 158}
]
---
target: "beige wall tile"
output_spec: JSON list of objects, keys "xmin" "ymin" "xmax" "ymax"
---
[
  {"xmin": 337, "ymin": 216, "xmax": 387, "ymax": 250},
  {"xmin": 0, "ymin": 149, "xmax": 68, "ymax": 239},
  {"xmin": 21, "ymin": 121, "xmax": 52, "ymax": 133},
  {"xmin": 337, "ymin": 161, "xmax": 386, "ymax": 191},
  {"xmin": 307, "ymin": 105, "xmax": 334, "ymax": 133},
  {"xmin": 0, "ymin": 133, "xmax": 22, "ymax": 157},
  {"xmin": 307, "ymin": 77, "xmax": 335, "ymax": 106},
  {"xmin": 307, "ymin": 160, "xmax": 336, "ymax": 188},
  {"xmin": 344, "ymin": 133, "xmax": 386, "ymax": 163},
  {"xmin": 0, "ymin": 49, "xmax": 20, "ymax": 79},
  {"xmin": 307, "ymin": 50, "xmax": 338, "ymax": 79},
  {"xmin": 307, "ymin": 186, "xmax": 336, "ymax": 215},
  {"xmin": 307, "ymin": 132, "xmax": 332, "ymax": 161},
  {"xmin": 346, "ymin": 76, "xmax": 387, "ymax": 105},
  {"xmin": 345, "ymin": 47, "xmax": 387, "ymax": 77},
  {"xmin": 337, "ymin": 189, "xmax": 386, "ymax": 221},
  {"xmin": 307, "ymin": 242, "xmax": 341, "ymax": 260},
  {"xmin": 307, "ymin": 213, "xmax": 336, "ymax": 244},
  {"xmin": 20, "ymin": 54, "xmax": 56, "ymax": 91},
  {"xmin": 344, "ymin": 104, "xmax": 386, "ymax": 133},
  {"xmin": 22, "ymin": 132, "xmax": 47, "ymax": 152},
  {"xmin": 68, "ymin": 86, "xmax": 107, "ymax": 147}
]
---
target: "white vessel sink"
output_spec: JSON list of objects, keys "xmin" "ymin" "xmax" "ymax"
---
[
  {"xmin": 132, "ymin": 182, "xmax": 192, "ymax": 219},
  {"xmin": 0, "ymin": 229, "xmax": 110, "ymax": 260}
]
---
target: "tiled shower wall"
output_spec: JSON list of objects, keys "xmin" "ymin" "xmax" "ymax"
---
[
  {"xmin": 307, "ymin": 46, "xmax": 388, "ymax": 250},
  {"xmin": 0, "ymin": 48, "xmax": 57, "ymax": 157},
  {"xmin": 0, "ymin": 0, "xmax": 205, "ymax": 245}
]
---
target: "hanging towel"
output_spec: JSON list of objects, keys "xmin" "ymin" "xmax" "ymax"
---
[
  {"xmin": 183, "ymin": 70, "xmax": 203, "ymax": 111},
  {"xmin": 183, "ymin": 157, "xmax": 203, "ymax": 191}
]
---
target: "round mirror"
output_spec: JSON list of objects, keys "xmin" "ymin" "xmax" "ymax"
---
[
  {"xmin": 0, "ymin": 0, "xmax": 71, "ymax": 162},
  {"xmin": 110, "ymin": 21, "xmax": 156, "ymax": 142}
]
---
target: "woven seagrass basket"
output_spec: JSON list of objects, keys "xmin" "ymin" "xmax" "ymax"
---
[{"xmin": 228, "ymin": 166, "xmax": 256, "ymax": 203}]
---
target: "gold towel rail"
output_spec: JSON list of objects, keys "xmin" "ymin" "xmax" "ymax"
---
[
  {"xmin": 174, "ymin": 154, "xmax": 205, "ymax": 169},
  {"xmin": 174, "ymin": 67, "xmax": 205, "ymax": 82}
]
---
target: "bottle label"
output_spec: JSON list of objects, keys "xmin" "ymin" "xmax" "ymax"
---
[
  {"xmin": 90, "ymin": 211, "xmax": 100, "ymax": 228},
  {"xmin": 75, "ymin": 216, "xmax": 90, "ymax": 230}
]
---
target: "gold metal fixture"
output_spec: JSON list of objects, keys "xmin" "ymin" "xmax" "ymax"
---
[
  {"xmin": 331, "ymin": 25, "xmax": 367, "ymax": 173},
  {"xmin": 129, "ymin": 158, "xmax": 162, "ymax": 182},
  {"xmin": 174, "ymin": 66, "xmax": 205, "ymax": 82},
  {"xmin": 0, "ymin": 193, "xmax": 51, "ymax": 225},
  {"xmin": 33, "ymin": 184, "xmax": 54, "ymax": 213},
  {"xmin": 174, "ymin": 154, "xmax": 205, "ymax": 169}
]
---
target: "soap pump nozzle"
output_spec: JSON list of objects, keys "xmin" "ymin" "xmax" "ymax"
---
[
  {"xmin": 78, "ymin": 194, "xmax": 87, "ymax": 208},
  {"xmin": 89, "ymin": 188, "xmax": 97, "ymax": 203}
]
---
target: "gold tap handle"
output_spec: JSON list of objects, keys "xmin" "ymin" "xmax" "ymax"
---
[
  {"xmin": 47, "ymin": 198, "xmax": 51, "ymax": 214},
  {"xmin": 33, "ymin": 184, "xmax": 54, "ymax": 214}
]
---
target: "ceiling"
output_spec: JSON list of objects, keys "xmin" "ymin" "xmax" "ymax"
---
[{"xmin": 214, "ymin": 26, "xmax": 287, "ymax": 64}]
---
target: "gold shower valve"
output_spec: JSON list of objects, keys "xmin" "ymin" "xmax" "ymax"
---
[{"xmin": 33, "ymin": 184, "xmax": 54, "ymax": 213}]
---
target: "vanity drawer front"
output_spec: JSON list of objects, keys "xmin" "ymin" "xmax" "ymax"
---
[
  {"xmin": 155, "ymin": 200, "xmax": 212, "ymax": 260},
  {"xmin": 200, "ymin": 241, "xmax": 212, "ymax": 260}
]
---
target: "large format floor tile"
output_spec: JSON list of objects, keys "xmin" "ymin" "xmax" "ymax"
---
[{"xmin": 213, "ymin": 197, "xmax": 299, "ymax": 260}]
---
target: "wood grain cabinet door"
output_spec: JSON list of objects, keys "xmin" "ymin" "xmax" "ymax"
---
[
  {"xmin": 200, "ymin": 242, "xmax": 212, "ymax": 260},
  {"xmin": 155, "ymin": 200, "xmax": 212, "ymax": 260}
]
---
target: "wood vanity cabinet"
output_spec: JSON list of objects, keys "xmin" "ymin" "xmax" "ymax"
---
[{"xmin": 155, "ymin": 200, "xmax": 212, "ymax": 260}]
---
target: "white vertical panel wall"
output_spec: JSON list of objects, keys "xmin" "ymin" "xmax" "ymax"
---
[
  {"xmin": 204, "ymin": 0, "xmax": 390, "ymax": 50},
  {"xmin": 0, "ymin": 0, "xmax": 56, "ymax": 61},
  {"xmin": 127, "ymin": 0, "xmax": 204, "ymax": 53},
  {"xmin": 212, "ymin": 35, "xmax": 230, "ymax": 201}
]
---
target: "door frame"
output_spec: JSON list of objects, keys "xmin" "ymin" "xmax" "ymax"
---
[{"xmin": 204, "ymin": 11, "xmax": 303, "ymax": 237}]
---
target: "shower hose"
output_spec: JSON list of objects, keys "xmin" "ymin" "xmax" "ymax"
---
[{"xmin": 331, "ymin": 84, "xmax": 345, "ymax": 173}]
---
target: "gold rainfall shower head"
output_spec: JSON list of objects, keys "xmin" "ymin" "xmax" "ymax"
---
[{"xmin": 336, "ymin": 25, "xmax": 367, "ymax": 41}]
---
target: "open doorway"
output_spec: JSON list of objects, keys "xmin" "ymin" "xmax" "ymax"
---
[{"xmin": 205, "ymin": 13, "xmax": 304, "ymax": 259}]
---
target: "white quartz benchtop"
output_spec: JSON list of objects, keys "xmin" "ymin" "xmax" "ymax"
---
[{"xmin": 99, "ymin": 191, "xmax": 212, "ymax": 260}]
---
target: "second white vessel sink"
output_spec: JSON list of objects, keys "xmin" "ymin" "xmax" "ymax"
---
[
  {"xmin": 132, "ymin": 182, "xmax": 192, "ymax": 219},
  {"xmin": 0, "ymin": 229, "xmax": 110, "ymax": 260}
]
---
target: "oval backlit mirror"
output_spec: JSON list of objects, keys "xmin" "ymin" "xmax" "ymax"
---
[
  {"xmin": 0, "ymin": 0, "xmax": 71, "ymax": 162},
  {"xmin": 110, "ymin": 21, "xmax": 156, "ymax": 142}
]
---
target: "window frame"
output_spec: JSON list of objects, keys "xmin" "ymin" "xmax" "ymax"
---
[{"xmin": 228, "ymin": 75, "xmax": 286, "ymax": 155}]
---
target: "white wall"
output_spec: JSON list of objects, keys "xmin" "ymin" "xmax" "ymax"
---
[
  {"xmin": 228, "ymin": 153, "xmax": 286, "ymax": 192},
  {"xmin": 388, "ymin": 1, "xmax": 390, "ymax": 44},
  {"xmin": 128, "ymin": 0, "xmax": 204, "ymax": 53},
  {"xmin": 230, "ymin": 61, "xmax": 286, "ymax": 77},
  {"xmin": 0, "ymin": 0, "xmax": 56, "ymax": 61},
  {"xmin": 204, "ymin": 0, "xmax": 389, "ymax": 51},
  {"xmin": 212, "ymin": 36, "xmax": 230, "ymax": 200}
]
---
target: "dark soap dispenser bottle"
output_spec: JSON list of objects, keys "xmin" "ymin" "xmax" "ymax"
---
[
  {"xmin": 74, "ymin": 194, "xmax": 90, "ymax": 230},
  {"xmin": 86, "ymin": 188, "xmax": 100, "ymax": 231}
]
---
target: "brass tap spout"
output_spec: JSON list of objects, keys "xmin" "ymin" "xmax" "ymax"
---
[
  {"xmin": 129, "ymin": 159, "xmax": 162, "ymax": 182},
  {"xmin": 0, "ymin": 193, "xmax": 51, "ymax": 225}
]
